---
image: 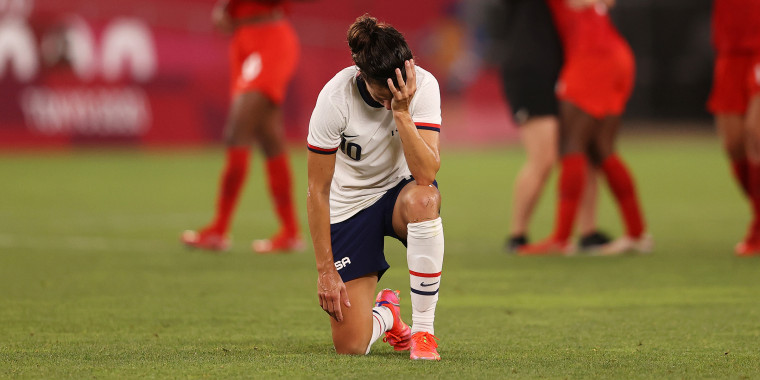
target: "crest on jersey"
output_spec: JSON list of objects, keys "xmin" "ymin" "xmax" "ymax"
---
[{"xmin": 240, "ymin": 52, "xmax": 262, "ymax": 83}]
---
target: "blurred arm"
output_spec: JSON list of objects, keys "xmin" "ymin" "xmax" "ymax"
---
[
  {"xmin": 567, "ymin": 0, "xmax": 615, "ymax": 9},
  {"xmin": 212, "ymin": 0, "xmax": 235, "ymax": 33}
]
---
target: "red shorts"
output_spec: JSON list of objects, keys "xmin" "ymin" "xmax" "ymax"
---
[
  {"xmin": 229, "ymin": 19, "xmax": 299, "ymax": 104},
  {"xmin": 556, "ymin": 45, "xmax": 635, "ymax": 119},
  {"xmin": 708, "ymin": 52, "xmax": 760, "ymax": 115}
]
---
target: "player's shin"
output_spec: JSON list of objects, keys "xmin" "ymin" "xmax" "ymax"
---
[
  {"xmin": 407, "ymin": 217, "xmax": 444, "ymax": 335},
  {"xmin": 212, "ymin": 147, "xmax": 251, "ymax": 233}
]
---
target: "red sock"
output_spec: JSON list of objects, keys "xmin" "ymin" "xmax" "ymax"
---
[
  {"xmin": 745, "ymin": 162, "xmax": 760, "ymax": 241},
  {"xmin": 731, "ymin": 158, "xmax": 750, "ymax": 197},
  {"xmin": 552, "ymin": 154, "xmax": 588, "ymax": 243},
  {"xmin": 265, "ymin": 153, "xmax": 299, "ymax": 236},
  {"xmin": 209, "ymin": 147, "xmax": 250, "ymax": 235},
  {"xmin": 601, "ymin": 154, "xmax": 644, "ymax": 238}
]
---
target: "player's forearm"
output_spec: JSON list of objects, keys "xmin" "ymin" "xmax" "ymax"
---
[
  {"xmin": 307, "ymin": 189, "xmax": 334, "ymax": 273},
  {"xmin": 394, "ymin": 112, "xmax": 440, "ymax": 185},
  {"xmin": 214, "ymin": 0, "xmax": 231, "ymax": 14}
]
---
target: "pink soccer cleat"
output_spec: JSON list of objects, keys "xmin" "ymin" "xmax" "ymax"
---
[{"xmin": 375, "ymin": 289, "xmax": 412, "ymax": 351}]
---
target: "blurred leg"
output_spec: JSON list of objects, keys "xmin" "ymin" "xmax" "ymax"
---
[
  {"xmin": 208, "ymin": 91, "xmax": 275, "ymax": 235},
  {"xmin": 716, "ymin": 114, "xmax": 750, "ymax": 196},
  {"xmin": 256, "ymin": 102, "xmax": 300, "ymax": 237},
  {"xmin": 247, "ymin": 94, "xmax": 302, "ymax": 252},
  {"xmin": 576, "ymin": 166, "xmax": 600, "ymax": 236},
  {"xmin": 519, "ymin": 102, "xmax": 596, "ymax": 254},
  {"xmin": 594, "ymin": 116, "xmax": 645, "ymax": 239},
  {"xmin": 552, "ymin": 102, "xmax": 597, "ymax": 243},
  {"xmin": 574, "ymin": 141, "xmax": 608, "ymax": 249},
  {"xmin": 509, "ymin": 116, "xmax": 558, "ymax": 238},
  {"xmin": 252, "ymin": 99, "xmax": 287, "ymax": 157},
  {"xmin": 737, "ymin": 96, "xmax": 760, "ymax": 254},
  {"xmin": 744, "ymin": 96, "xmax": 760, "ymax": 165}
]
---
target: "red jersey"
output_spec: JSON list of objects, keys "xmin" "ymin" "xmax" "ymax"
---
[
  {"xmin": 712, "ymin": 0, "xmax": 760, "ymax": 53},
  {"xmin": 547, "ymin": 0, "xmax": 626, "ymax": 57},
  {"xmin": 228, "ymin": 0, "xmax": 286, "ymax": 21}
]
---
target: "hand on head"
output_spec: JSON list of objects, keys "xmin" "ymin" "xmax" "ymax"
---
[{"xmin": 387, "ymin": 59, "xmax": 417, "ymax": 113}]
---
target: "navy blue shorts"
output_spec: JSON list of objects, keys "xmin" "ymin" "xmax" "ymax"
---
[{"xmin": 330, "ymin": 177, "xmax": 438, "ymax": 283}]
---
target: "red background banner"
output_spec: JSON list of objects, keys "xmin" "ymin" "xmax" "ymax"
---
[{"xmin": 0, "ymin": 0, "xmax": 515, "ymax": 149}]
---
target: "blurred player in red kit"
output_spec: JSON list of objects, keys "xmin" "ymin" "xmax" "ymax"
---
[
  {"xmin": 520, "ymin": 0, "xmax": 652, "ymax": 255},
  {"xmin": 709, "ymin": 0, "xmax": 760, "ymax": 256},
  {"xmin": 182, "ymin": 0, "xmax": 303, "ymax": 253},
  {"xmin": 499, "ymin": 0, "xmax": 610, "ymax": 253}
]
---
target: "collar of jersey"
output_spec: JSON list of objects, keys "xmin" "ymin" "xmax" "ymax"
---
[{"xmin": 356, "ymin": 76, "xmax": 384, "ymax": 109}]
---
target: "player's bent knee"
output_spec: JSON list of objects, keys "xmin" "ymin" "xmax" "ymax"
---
[{"xmin": 404, "ymin": 185, "xmax": 441, "ymax": 220}]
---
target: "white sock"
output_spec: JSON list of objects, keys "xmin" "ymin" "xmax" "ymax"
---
[
  {"xmin": 365, "ymin": 305, "xmax": 393, "ymax": 355},
  {"xmin": 407, "ymin": 217, "xmax": 444, "ymax": 335}
]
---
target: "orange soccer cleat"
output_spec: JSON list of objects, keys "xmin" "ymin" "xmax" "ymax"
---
[
  {"xmin": 517, "ymin": 238, "xmax": 575, "ymax": 256},
  {"xmin": 735, "ymin": 222, "xmax": 760, "ymax": 257},
  {"xmin": 181, "ymin": 229, "xmax": 230, "ymax": 251},
  {"xmin": 251, "ymin": 231, "xmax": 305, "ymax": 254},
  {"xmin": 735, "ymin": 240, "xmax": 760, "ymax": 257},
  {"xmin": 375, "ymin": 289, "xmax": 412, "ymax": 351},
  {"xmin": 409, "ymin": 331, "xmax": 440, "ymax": 361}
]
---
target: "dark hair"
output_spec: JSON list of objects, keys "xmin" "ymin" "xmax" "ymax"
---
[{"xmin": 347, "ymin": 14, "xmax": 413, "ymax": 88}]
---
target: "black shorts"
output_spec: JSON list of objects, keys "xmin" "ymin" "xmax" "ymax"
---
[
  {"xmin": 500, "ymin": 0, "xmax": 563, "ymax": 123},
  {"xmin": 330, "ymin": 177, "xmax": 438, "ymax": 283}
]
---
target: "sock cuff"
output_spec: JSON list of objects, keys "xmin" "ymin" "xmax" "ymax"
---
[
  {"xmin": 227, "ymin": 147, "xmax": 250, "ymax": 158},
  {"xmin": 372, "ymin": 306, "xmax": 393, "ymax": 331},
  {"xmin": 601, "ymin": 154, "xmax": 622, "ymax": 169},
  {"xmin": 562, "ymin": 152, "xmax": 586, "ymax": 164},
  {"xmin": 407, "ymin": 217, "xmax": 443, "ymax": 240}
]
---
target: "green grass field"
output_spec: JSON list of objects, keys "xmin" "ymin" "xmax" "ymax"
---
[{"xmin": 2, "ymin": 133, "xmax": 759, "ymax": 379}]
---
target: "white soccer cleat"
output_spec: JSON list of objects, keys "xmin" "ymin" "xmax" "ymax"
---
[
  {"xmin": 181, "ymin": 229, "xmax": 230, "ymax": 251},
  {"xmin": 251, "ymin": 231, "xmax": 305, "ymax": 254},
  {"xmin": 599, "ymin": 233, "xmax": 653, "ymax": 256}
]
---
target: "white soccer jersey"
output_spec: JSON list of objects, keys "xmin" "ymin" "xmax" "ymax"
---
[{"xmin": 307, "ymin": 66, "xmax": 442, "ymax": 224}]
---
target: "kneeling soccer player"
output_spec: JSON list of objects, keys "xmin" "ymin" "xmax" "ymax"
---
[{"xmin": 306, "ymin": 14, "xmax": 445, "ymax": 360}]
